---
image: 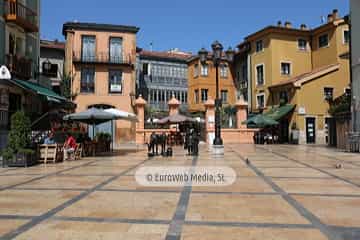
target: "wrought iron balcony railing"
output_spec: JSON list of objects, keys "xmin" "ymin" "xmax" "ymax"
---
[
  {"xmin": 3, "ymin": 0, "xmax": 38, "ymax": 32},
  {"xmin": 6, "ymin": 54, "xmax": 32, "ymax": 80},
  {"xmin": 73, "ymin": 52, "xmax": 133, "ymax": 66}
]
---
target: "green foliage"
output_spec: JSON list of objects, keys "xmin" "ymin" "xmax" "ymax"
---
[
  {"xmin": 60, "ymin": 73, "xmax": 75, "ymax": 100},
  {"xmin": 329, "ymin": 94, "xmax": 351, "ymax": 116},
  {"xmin": 95, "ymin": 132, "xmax": 112, "ymax": 142},
  {"xmin": 2, "ymin": 111, "xmax": 33, "ymax": 159}
]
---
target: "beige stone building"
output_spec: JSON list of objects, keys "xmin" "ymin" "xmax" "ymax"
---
[
  {"xmin": 63, "ymin": 22, "xmax": 139, "ymax": 145},
  {"xmin": 235, "ymin": 9, "xmax": 350, "ymax": 144}
]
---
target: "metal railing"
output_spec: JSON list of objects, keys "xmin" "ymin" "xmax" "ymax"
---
[
  {"xmin": 73, "ymin": 52, "xmax": 132, "ymax": 65},
  {"xmin": 4, "ymin": 0, "xmax": 38, "ymax": 31},
  {"xmin": 6, "ymin": 54, "xmax": 32, "ymax": 79}
]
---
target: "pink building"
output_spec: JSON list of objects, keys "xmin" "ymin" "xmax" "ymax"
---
[{"xmin": 63, "ymin": 22, "xmax": 139, "ymax": 146}]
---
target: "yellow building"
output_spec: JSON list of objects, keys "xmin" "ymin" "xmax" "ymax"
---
[
  {"xmin": 187, "ymin": 56, "xmax": 237, "ymax": 113},
  {"xmin": 235, "ymin": 9, "xmax": 350, "ymax": 144}
]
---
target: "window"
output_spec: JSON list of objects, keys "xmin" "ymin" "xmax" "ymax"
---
[
  {"xmin": 109, "ymin": 37, "xmax": 123, "ymax": 63},
  {"xmin": 281, "ymin": 62, "xmax": 291, "ymax": 75},
  {"xmin": 82, "ymin": 36, "xmax": 96, "ymax": 61},
  {"xmin": 221, "ymin": 90, "xmax": 228, "ymax": 103},
  {"xmin": 256, "ymin": 94, "xmax": 265, "ymax": 109},
  {"xmin": 298, "ymin": 39, "xmax": 307, "ymax": 50},
  {"xmin": 242, "ymin": 64, "xmax": 247, "ymax": 81},
  {"xmin": 201, "ymin": 89, "xmax": 208, "ymax": 102},
  {"xmin": 194, "ymin": 89, "xmax": 199, "ymax": 104},
  {"xmin": 343, "ymin": 30, "xmax": 350, "ymax": 44},
  {"xmin": 201, "ymin": 64, "xmax": 208, "ymax": 76},
  {"xmin": 324, "ymin": 87, "xmax": 333, "ymax": 101},
  {"xmin": 194, "ymin": 64, "xmax": 199, "ymax": 77},
  {"xmin": 256, "ymin": 64, "xmax": 264, "ymax": 85},
  {"xmin": 256, "ymin": 40, "xmax": 264, "ymax": 52},
  {"xmin": 42, "ymin": 62, "xmax": 58, "ymax": 78},
  {"xmin": 143, "ymin": 63, "xmax": 149, "ymax": 75},
  {"xmin": 220, "ymin": 64, "xmax": 228, "ymax": 78},
  {"xmin": 319, "ymin": 34, "xmax": 329, "ymax": 48},
  {"xmin": 109, "ymin": 70, "xmax": 122, "ymax": 93},
  {"xmin": 81, "ymin": 68, "xmax": 95, "ymax": 93},
  {"xmin": 279, "ymin": 91, "xmax": 289, "ymax": 103}
]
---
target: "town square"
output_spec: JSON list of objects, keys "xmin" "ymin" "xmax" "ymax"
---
[{"xmin": 0, "ymin": 0, "xmax": 359, "ymax": 239}]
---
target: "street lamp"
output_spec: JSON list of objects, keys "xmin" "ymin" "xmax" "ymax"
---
[{"xmin": 198, "ymin": 41, "xmax": 235, "ymax": 152}]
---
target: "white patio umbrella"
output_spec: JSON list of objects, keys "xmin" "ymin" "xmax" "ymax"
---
[{"xmin": 104, "ymin": 108, "xmax": 138, "ymax": 122}]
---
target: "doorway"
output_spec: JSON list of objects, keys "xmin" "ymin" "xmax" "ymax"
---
[{"xmin": 306, "ymin": 117, "xmax": 316, "ymax": 144}]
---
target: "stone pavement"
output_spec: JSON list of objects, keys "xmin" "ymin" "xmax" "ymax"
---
[{"xmin": 0, "ymin": 144, "xmax": 359, "ymax": 239}]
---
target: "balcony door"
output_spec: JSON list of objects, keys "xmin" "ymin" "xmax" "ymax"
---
[
  {"xmin": 109, "ymin": 37, "xmax": 122, "ymax": 63},
  {"xmin": 82, "ymin": 36, "xmax": 95, "ymax": 61}
]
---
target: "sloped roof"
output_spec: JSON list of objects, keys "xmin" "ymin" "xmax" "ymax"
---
[
  {"xmin": 269, "ymin": 64, "xmax": 340, "ymax": 89},
  {"xmin": 40, "ymin": 40, "xmax": 65, "ymax": 50},
  {"xmin": 139, "ymin": 50, "xmax": 192, "ymax": 62}
]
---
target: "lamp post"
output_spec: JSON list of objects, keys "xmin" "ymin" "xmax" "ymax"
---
[{"xmin": 198, "ymin": 41, "xmax": 235, "ymax": 152}]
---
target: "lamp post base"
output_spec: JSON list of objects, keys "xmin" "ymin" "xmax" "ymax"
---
[
  {"xmin": 211, "ymin": 144, "xmax": 224, "ymax": 156},
  {"xmin": 348, "ymin": 132, "xmax": 360, "ymax": 153}
]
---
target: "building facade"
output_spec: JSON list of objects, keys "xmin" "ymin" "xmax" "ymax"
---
[
  {"xmin": 350, "ymin": 0, "xmax": 360, "ymax": 138},
  {"xmin": 63, "ymin": 22, "xmax": 139, "ymax": 145},
  {"xmin": 0, "ymin": 0, "xmax": 41, "ymax": 149},
  {"xmin": 136, "ymin": 49, "xmax": 190, "ymax": 112},
  {"xmin": 187, "ymin": 55, "xmax": 237, "ymax": 113},
  {"xmin": 39, "ymin": 39, "xmax": 65, "ymax": 93},
  {"xmin": 235, "ymin": 10, "xmax": 350, "ymax": 144}
]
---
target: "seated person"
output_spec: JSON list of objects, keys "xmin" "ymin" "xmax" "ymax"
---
[
  {"xmin": 63, "ymin": 133, "xmax": 77, "ymax": 160},
  {"xmin": 44, "ymin": 132, "xmax": 55, "ymax": 144}
]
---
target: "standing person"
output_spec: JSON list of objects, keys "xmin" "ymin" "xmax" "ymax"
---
[
  {"xmin": 63, "ymin": 133, "xmax": 77, "ymax": 160},
  {"xmin": 188, "ymin": 128, "xmax": 194, "ymax": 155},
  {"xmin": 192, "ymin": 128, "xmax": 200, "ymax": 156},
  {"xmin": 184, "ymin": 127, "xmax": 190, "ymax": 150}
]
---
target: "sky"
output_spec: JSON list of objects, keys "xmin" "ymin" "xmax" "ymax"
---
[{"xmin": 41, "ymin": 0, "xmax": 349, "ymax": 53}]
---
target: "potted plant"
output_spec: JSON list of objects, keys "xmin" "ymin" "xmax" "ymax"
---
[
  {"xmin": 290, "ymin": 122, "xmax": 300, "ymax": 145},
  {"xmin": 1, "ymin": 111, "xmax": 36, "ymax": 167}
]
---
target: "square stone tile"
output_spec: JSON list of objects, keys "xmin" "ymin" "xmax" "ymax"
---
[
  {"xmin": 0, "ymin": 190, "xmax": 81, "ymax": 216},
  {"xmin": 56, "ymin": 191, "xmax": 179, "ymax": 220},
  {"xmin": 0, "ymin": 220, "xmax": 28, "ymax": 236},
  {"xmin": 0, "ymin": 175, "xmax": 40, "ymax": 188},
  {"xmin": 181, "ymin": 226, "xmax": 328, "ymax": 240},
  {"xmin": 15, "ymin": 175, "xmax": 111, "ymax": 190},
  {"xmin": 62, "ymin": 166, "xmax": 130, "ymax": 175},
  {"xmin": 192, "ymin": 177, "xmax": 274, "ymax": 193},
  {"xmin": 259, "ymin": 168, "xmax": 329, "ymax": 178},
  {"xmin": 273, "ymin": 178, "xmax": 360, "ymax": 195},
  {"xmin": 294, "ymin": 195, "xmax": 360, "ymax": 227},
  {"xmin": 101, "ymin": 175, "xmax": 183, "ymax": 191},
  {"xmin": 14, "ymin": 220, "xmax": 168, "ymax": 240},
  {"xmin": 186, "ymin": 194, "xmax": 308, "ymax": 224}
]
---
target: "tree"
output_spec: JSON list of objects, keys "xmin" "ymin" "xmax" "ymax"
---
[
  {"xmin": 60, "ymin": 73, "xmax": 76, "ymax": 100},
  {"xmin": 2, "ymin": 111, "xmax": 33, "ymax": 159}
]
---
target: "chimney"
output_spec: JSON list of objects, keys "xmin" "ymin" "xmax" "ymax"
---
[
  {"xmin": 277, "ymin": 21, "xmax": 282, "ymax": 27},
  {"xmin": 332, "ymin": 9, "xmax": 339, "ymax": 20},
  {"xmin": 300, "ymin": 24, "xmax": 308, "ymax": 30},
  {"xmin": 327, "ymin": 14, "xmax": 334, "ymax": 23},
  {"xmin": 284, "ymin": 21, "xmax": 292, "ymax": 28}
]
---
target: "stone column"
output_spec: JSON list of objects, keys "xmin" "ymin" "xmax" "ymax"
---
[
  {"xmin": 168, "ymin": 95, "xmax": 180, "ymax": 115},
  {"xmin": 135, "ymin": 95, "xmax": 147, "ymax": 130},
  {"xmin": 235, "ymin": 96, "xmax": 248, "ymax": 129},
  {"xmin": 204, "ymin": 99, "xmax": 215, "ymax": 144}
]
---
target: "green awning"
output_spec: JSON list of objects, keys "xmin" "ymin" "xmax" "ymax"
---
[
  {"xmin": 264, "ymin": 104, "xmax": 295, "ymax": 121},
  {"xmin": 242, "ymin": 114, "xmax": 279, "ymax": 128},
  {"xmin": 11, "ymin": 79, "xmax": 67, "ymax": 102}
]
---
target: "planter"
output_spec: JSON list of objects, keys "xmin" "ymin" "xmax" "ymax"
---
[{"xmin": 5, "ymin": 152, "xmax": 37, "ymax": 167}]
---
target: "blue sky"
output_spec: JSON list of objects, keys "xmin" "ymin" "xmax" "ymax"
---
[{"xmin": 41, "ymin": 0, "xmax": 349, "ymax": 53}]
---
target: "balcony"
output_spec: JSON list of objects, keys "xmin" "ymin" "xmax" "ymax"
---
[
  {"xmin": 73, "ymin": 52, "xmax": 133, "ymax": 67},
  {"xmin": 238, "ymin": 80, "xmax": 248, "ymax": 89},
  {"xmin": 6, "ymin": 54, "xmax": 32, "ymax": 80},
  {"xmin": 3, "ymin": 0, "xmax": 38, "ymax": 32}
]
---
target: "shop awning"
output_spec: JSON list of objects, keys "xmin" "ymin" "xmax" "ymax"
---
[
  {"xmin": 264, "ymin": 104, "xmax": 295, "ymax": 121},
  {"xmin": 10, "ymin": 79, "xmax": 67, "ymax": 102}
]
